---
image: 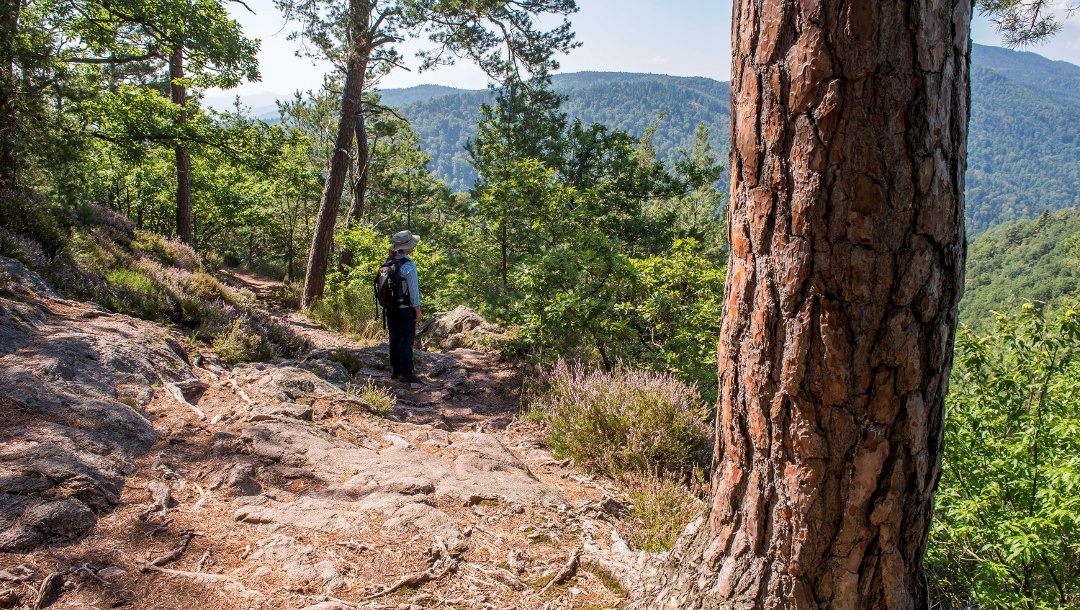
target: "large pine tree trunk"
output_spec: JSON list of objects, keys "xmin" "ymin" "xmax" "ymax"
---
[
  {"xmin": 301, "ymin": 0, "xmax": 369, "ymax": 309},
  {"xmin": 171, "ymin": 43, "xmax": 193, "ymax": 245},
  {"xmin": 641, "ymin": 1, "xmax": 970, "ymax": 608}
]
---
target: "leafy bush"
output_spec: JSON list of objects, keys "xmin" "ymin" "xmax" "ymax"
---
[
  {"xmin": 618, "ymin": 471, "xmax": 706, "ymax": 552},
  {"xmin": 534, "ymin": 360, "xmax": 712, "ymax": 479},
  {"xmin": 0, "ymin": 201, "xmax": 308, "ymax": 364},
  {"xmin": 308, "ymin": 226, "xmax": 387, "ymax": 342},
  {"xmin": 928, "ymin": 305, "xmax": 1080, "ymax": 609}
]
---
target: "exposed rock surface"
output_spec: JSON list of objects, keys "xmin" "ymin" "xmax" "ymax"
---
[
  {"xmin": 0, "ymin": 257, "xmax": 194, "ymax": 551},
  {"xmin": 418, "ymin": 305, "xmax": 504, "ymax": 352},
  {"xmin": 0, "ymin": 261, "xmax": 641, "ymax": 609}
]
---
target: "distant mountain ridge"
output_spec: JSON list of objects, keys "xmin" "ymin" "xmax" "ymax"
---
[
  {"xmin": 389, "ymin": 46, "xmax": 1080, "ymax": 234},
  {"xmin": 210, "ymin": 44, "xmax": 1080, "ymax": 235},
  {"xmin": 395, "ymin": 71, "xmax": 730, "ymax": 193}
]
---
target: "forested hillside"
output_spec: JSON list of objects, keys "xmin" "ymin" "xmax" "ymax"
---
[
  {"xmin": 397, "ymin": 72, "xmax": 729, "ymax": 192},
  {"xmin": 390, "ymin": 45, "xmax": 1080, "ymax": 233},
  {"xmin": 960, "ymin": 208, "xmax": 1080, "ymax": 328}
]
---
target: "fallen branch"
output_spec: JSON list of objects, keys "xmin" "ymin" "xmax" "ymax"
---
[
  {"xmin": 539, "ymin": 546, "xmax": 582, "ymax": 594},
  {"xmin": 33, "ymin": 567, "xmax": 75, "ymax": 610},
  {"xmin": 360, "ymin": 540, "xmax": 458, "ymax": 602},
  {"xmin": 165, "ymin": 383, "xmax": 206, "ymax": 420},
  {"xmin": 138, "ymin": 565, "xmax": 263, "ymax": 599},
  {"xmin": 141, "ymin": 530, "xmax": 198, "ymax": 570},
  {"xmin": 196, "ymin": 549, "xmax": 212, "ymax": 572}
]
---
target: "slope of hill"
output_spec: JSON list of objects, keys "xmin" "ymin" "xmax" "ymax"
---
[
  {"xmin": 389, "ymin": 45, "xmax": 1080, "ymax": 233},
  {"xmin": 969, "ymin": 44, "xmax": 1080, "ymax": 102},
  {"xmin": 400, "ymin": 72, "xmax": 730, "ymax": 192},
  {"xmin": 960, "ymin": 208, "xmax": 1080, "ymax": 329}
]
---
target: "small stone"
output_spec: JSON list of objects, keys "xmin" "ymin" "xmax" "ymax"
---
[{"xmin": 228, "ymin": 465, "xmax": 262, "ymax": 497}]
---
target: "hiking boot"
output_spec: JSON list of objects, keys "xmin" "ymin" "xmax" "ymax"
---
[
  {"xmin": 390, "ymin": 373, "xmax": 400, "ymax": 381},
  {"xmin": 399, "ymin": 372, "xmax": 422, "ymax": 384}
]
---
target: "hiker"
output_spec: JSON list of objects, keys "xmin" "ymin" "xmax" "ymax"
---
[{"xmin": 379, "ymin": 230, "xmax": 422, "ymax": 383}]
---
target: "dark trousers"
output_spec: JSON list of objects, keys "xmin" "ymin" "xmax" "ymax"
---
[{"xmin": 386, "ymin": 307, "xmax": 416, "ymax": 376}]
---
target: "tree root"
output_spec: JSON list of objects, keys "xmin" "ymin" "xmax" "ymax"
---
[
  {"xmin": 33, "ymin": 567, "xmax": 75, "ymax": 610},
  {"xmin": 539, "ymin": 546, "xmax": 582, "ymax": 594},
  {"xmin": 165, "ymin": 383, "xmax": 205, "ymax": 420},
  {"xmin": 0, "ymin": 565, "xmax": 33, "ymax": 583},
  {"xmin": 360, "ymin": 540, "xmax": 459, "ymax": 602}
]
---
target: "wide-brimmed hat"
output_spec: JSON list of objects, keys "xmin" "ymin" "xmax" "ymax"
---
[{"xmin": 390, "ymin": 230, "xmax": 420, "ymax": 252}]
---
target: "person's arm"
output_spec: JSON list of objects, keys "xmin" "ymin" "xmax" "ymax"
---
[{"xmin": 404, "ymin": 260, "xmax": 421, "ymax": 321}]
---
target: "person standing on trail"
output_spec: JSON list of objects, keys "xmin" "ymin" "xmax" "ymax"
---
[{"xmin": 383, "ymin": 230, "xmax": 422, "ymax": 383}]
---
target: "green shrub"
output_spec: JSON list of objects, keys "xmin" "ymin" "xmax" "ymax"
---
[
  {"xmin": 534, "ymin": 360, "xmax": 712, "ymax": 478},
  {"xmin": 211, "ymin": 319, "xmax": 272, "ymax": 364},
  {"xmin": 102, "ymin": 267, "xmax": 170, "ymax": 320},
  {"xmin": 928, "ymin": 305, "xmax": 1080, "ymax": 609},
  {"xmin": 619, "ymin": 471, "xmax": 706, "ymax": 552},
  {"xmin": 308, "ymin": 271, "xmax": 384, "ymax": 342}
]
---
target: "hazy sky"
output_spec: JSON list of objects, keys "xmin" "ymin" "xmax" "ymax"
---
[{"xmin": 210, "ymin": 0, "xmax": 1080, "ymax": 99}]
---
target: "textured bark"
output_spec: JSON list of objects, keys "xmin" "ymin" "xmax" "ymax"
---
[
  {"xmin": 170, "ymin": 44, "xmax": 193, "ymax": 245},
  {"xmin": 338, "ymin": 113, "xmax": 371, "ymax": 271},
  {"xmin": 641, "ymin": 1, "xmax": 971, "ymax": 608},
  {"xmin": 302, "ymin": 0, "xmax": 369, "ymax": 309}
]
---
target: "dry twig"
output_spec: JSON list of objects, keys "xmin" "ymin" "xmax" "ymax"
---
[
  {"xmin": 539, "ymin": 546, "xmax": 582, "ymax": 594},
  {"xmin": 141, "ymin": 530, "xmax": 198, "ymax": 570},
  {"xmin": 359, "ymin": 540, "xmax": 459, "ymax": 602}
]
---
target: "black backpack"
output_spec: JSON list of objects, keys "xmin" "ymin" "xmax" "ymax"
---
[{"xmin": 374, "ymin": 257, "xmax": 409, "ymax": 310}]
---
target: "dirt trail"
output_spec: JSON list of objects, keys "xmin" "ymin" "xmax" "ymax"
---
[{"xmin": 0, "ymin": 261, "xmax": 645, "ymax": 610}]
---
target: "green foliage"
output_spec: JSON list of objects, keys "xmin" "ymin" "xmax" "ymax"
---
[
  {"xmin": 965, "ymin": 64, "xmax": 1080, "ymax": 234},
  {"xmin": 307, "ymin": 225, "xmax": 386, "ymax": 341},
  {"xmin": 929, "ymin": 305, "xmax": 1080, "ymax": 609},
  {"xmin": 347, "ymin": 378, "xmax": 396, "ymax": 415},
  {"xmin": 535, "ymin": 360, "xmax": 712, "ymax": 480},
  {"xmin": 0, "ymin": 201, "xmax": 308, "ymax": 363},
  {"xmin": 961, "ymin": 208, "xmax": 1080, "ymax": 330},
  {"xmin": 400, "ymin": 72, "xmax": 730, "ymax": 194},
  {"xmin": 976, "ymin": 0, "xmax": 1066, "ymax": 45}
]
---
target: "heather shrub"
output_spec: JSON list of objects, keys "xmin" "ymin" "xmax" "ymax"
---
[
  {"xmin": 212, "ymin": 319, "xmax": 271, "ymax": 364},
  {"xmin": 1, "ymin": 201, "xmax": 308, "ymax": 364},
  {"xmin": 134, "ymin": 232, "xmax": 202, "ymax": 272},
  {"xmin": 102, "ymin": 267, "xmax": 171, "ymax": 319},
  {"xmin": 619, "ymin": 471, "xmax": 706, "ymax": 552},
  {"xmin": 0, "ymin": 190, "xmax": 67, "ymax": 257},
  {"xmin": 535, "ymin": 360, "xmax": 712, "ymax": 478}
]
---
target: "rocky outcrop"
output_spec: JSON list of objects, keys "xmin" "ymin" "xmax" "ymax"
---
[
  {"xmin": 0, "ymin": 257, "xmax": 631, "ymax": 609},
  {"xmin": 0, "ymin": 257, "xmax": 199, "ymax": 551},
  {"xmin": 418, "ymin": 306, "xmax": 504, "ymax": 352}
]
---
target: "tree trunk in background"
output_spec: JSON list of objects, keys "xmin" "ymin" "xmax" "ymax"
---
[
  {"xmin": 0, "ymin": 0, "xmax": 21, "ymax": 191},
  {"xmin": 171, "ymin": 43, "xmax": 193, "ymax": 245},
  {"xmin": 640, "ymin": 1, "xmax": 970, "ymax": 608},
  {"xmin": 302, "ymin": 0, "xmax": 369, "ymax": 309},
  {"xmin": 338, "ymin": 112, "xmax": 371, "ymax": 271}
]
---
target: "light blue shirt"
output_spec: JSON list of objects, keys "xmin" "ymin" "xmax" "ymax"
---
[{"xmin": 394, "ymin": 254, "xmax": 421, "ymax": 307}]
